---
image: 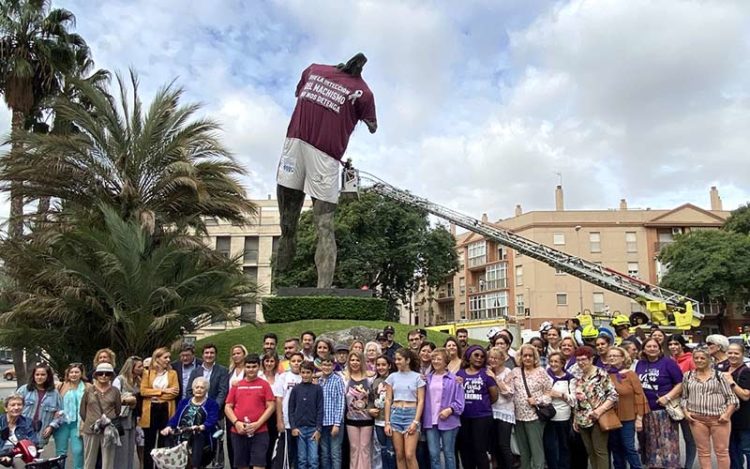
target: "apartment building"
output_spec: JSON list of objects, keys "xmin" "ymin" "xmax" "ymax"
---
[
  {"xmin": 196, "ymin": 198, "xmax": 312, "ymax": 338},
  {"xmin": 423, "ymin": 187, "xmax": 733, "ymax": 333}
]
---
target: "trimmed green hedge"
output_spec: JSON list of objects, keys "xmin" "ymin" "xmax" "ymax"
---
[{"xmin": 263, "ymin": 296, "xmax": 387, "ymax": 323}]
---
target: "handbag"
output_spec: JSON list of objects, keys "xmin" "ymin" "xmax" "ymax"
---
[
  {"xmin": 521, "ymin": 366, "xmax": 556, "ymax": 422},
  {"xmin": 597, "ymin": 408, "xmax": 622, "ymax": 431},
  {"xmin": 663, "ymin": 398, "xmax": 685, "ymax": 421},
  {"xmin": 151, "ymin": 441, "xmax": 188, "ymax": 469}
]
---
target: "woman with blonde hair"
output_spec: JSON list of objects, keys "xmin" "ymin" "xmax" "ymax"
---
[
  {"xmin": 55, "ymin": 363, "xmax": 90, "ymax": 469},
  {"xmin": 512, "ymin": 343, "xmax": 553, "ymax": 469},
  {"xmin": 365, "ymin": 341, "xmax": 382, "ymax": 374},
  {"xmin": 228, "ymin": 344, "xmax": 248, "ymax": 387},
  {"xmin": 113, "ymin": 356, "xmax": 143, "ymax": 469},
  {"xmin": 89, "ymin": 348, "xmax": 117, "ymax": 380},
  {"xmin": 140, "ymin": 347, "xmax": 179, "ymax": 469},
  {"xmin": 487, "ymin": 347, "xmax": 515, "ymax": 469}
]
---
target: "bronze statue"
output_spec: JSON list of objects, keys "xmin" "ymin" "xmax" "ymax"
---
[{"xmin": 275, "ymin": 53, "xmax": 377, "ymax": 288}]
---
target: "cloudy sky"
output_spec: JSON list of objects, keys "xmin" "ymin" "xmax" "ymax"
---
[{"xmin": 2, "ymin": 0, "xmax": 750, "ymax": 223}]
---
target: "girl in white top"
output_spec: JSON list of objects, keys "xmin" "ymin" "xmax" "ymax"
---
[
  {"xmin": 487, "ymin": 347, "xmax": 515, "ymax": 469},
  {"xmin": 385, "ymin": 348, "xmax": 426, "ymax": 469}
]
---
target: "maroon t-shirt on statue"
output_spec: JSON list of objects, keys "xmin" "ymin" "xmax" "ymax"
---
[{"xmin": 286, "ymin": 63, "xmax": 377, "ymax": 161}]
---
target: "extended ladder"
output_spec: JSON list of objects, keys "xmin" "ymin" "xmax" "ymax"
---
[{"xmin": 342, "ymin": 166, "xmax": 701, "ymax": 328}]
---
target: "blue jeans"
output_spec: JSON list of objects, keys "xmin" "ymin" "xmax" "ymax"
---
[
  {"xmin": 729, "ymin": 428, "xmax": 750, "ymax": 469},
  {"xmin": 609, "ymin": 420, "xmax": 642, "ymax": 469},
  {"xmin": 543, "ymin": 420, "xmax": 571, "ymax": 469},
  {"xmin": 320, "ymin": 425, "xmax": 344, "ymax": 469},
  {"xmin": 425, "ymin": 427, "xmax": 458, "ymax": 469},
  {"xmin": 54, "ymin": 421, "xmax": 84, "ymax": 469},
  {"xmin": 296, "ymin": 426, "xmax": 319, "ymax": 469},
  {"xmin": 680, "ymin": 418, "xmax": 696, "ymax": 469},
  {"xmin": 375, "ymin": 425, "xmax": 396, "ymax": 469}
]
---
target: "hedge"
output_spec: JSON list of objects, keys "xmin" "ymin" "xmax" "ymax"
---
[{"xmin": 263, "ymin": 296, "xmax": 388, "ymax": 323}]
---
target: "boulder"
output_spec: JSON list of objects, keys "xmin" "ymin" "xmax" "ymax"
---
[{"xmin": 319, "ymin": 326, "xmax": 381, "ymax": 346}]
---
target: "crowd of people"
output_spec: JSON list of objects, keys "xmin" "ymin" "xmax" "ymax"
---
[{"xmin": 0, "ymin": 321, "xmax": 749, "ymax": 469}]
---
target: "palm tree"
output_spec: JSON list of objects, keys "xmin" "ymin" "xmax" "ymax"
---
[
  {"xmin": 0, "ymin": 204, "xmax": 257, "ymax": 370},
  {"xmin": 0, "ymin": 0, "xmax": 85, "ymax": 239},
  {"xmin": 0, "ymin": 69, "xmax": 256, "ymax": 234}
]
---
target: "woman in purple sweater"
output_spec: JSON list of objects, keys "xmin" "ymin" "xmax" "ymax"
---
[{"xmin": 422, "ymin": 348, "xmax": 465, "ymax": 469}]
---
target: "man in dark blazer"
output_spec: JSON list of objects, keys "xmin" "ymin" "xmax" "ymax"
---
[
  {"xmin": 171, "ymin": 344, "xmax": 202, "ymax": 400},
  {"xmin": 187, "ymin": 343, "xmax": 229, "ymax": 408}
]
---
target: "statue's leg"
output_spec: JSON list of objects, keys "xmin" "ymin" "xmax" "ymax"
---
[
  {"xmin": 276, "ymin": 184, "xmax": 306, "ymax": 272},
  {"xmin": 313, "ymin": 198, "xmax": 337, "ymax": 289}
]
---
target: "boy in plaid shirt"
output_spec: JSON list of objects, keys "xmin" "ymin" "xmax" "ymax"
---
[{"xmin": 318, "ymin": 357, "xmax": 345, "ymax": 469}]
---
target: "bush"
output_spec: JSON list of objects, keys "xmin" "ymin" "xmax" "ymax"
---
[{"xmin": 263, "ymin": 296, "xmax": 387, "ymax": 323}]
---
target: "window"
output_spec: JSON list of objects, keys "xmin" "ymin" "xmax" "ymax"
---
[
  {"xmin": 469, "ymin": 292, "xmax": 508, "ymax": 319},
  {"xmin": 516, "ymin": 294, "xmax": 525, "ymax": 316},
  {"xmin": 556, "ymin": 293, "xmax": 568, "ymax": 306},
  {"xmin": 627, "ymin": 262, "xmax": 639, "ymax": 278},
  {"xmin": 459, "ymin": 277, "xmax": 466, "ymax": 296},
  {"xmin": 515, "ymin": 265, "xmax": 523, "ymax": 286},
  {"xmin": 215, "ymin": 236, "xmax": 231, "ymax": 257},
  {"xmin": 485, "ymin": 263, "xmax": 508, "ymax": 290},
  {"xmin": 593, "ymin": 292, "xmax": 605, "ymax": 313},
  {"xmin": 243, "ymin": 266, "xmax": 258, "ymax": 283},
  {"xmin": 625, "ymin": 232, "xmax": 637, "ymax": 253},
  {"xmin": 553, "ymin": 233, "xmax": 565, "ymax": 245},
  {"xmin": 243, "ymin": 236, "xmax": 259, "ymax": 263},
  {"xmin": 498, "ymin": 246, "xmax": 507, "ymax": 260},
  {"xmin": 468, "ymin": 241, "xmax": 487, "ymax": 267},
  {"xmin": 240, "ymin": 303, "xmax": 256, "ymax": 323},
  {"xmin": 589, "ymin": 232, "xmax": 601, "ymax": 253}
]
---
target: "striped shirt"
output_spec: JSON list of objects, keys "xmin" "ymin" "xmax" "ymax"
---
[
  {"xmin": 681, "ymin": 369, "xmax": 739, "ymax": 416},
  {"xmin": 319, "ymin": 372, "xmax": 346, "ymax": 427}
]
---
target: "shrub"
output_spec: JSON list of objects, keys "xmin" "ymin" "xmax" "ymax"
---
[{"xmin": 263, "ymin": 296, "xmax": 387, "ymax": 323}]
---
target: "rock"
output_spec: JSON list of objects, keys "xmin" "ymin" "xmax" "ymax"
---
[{"xmin": 319, "ymin": 326, "xmax": 381, "ymax": 346}]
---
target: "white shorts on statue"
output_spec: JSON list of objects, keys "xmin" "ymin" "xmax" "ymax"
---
[{"xmin": 276, "ymin": 137, "xmax": 340, "ymax": 204}]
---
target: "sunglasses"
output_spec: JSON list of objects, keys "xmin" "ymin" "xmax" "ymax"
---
[{"xmin": 94, "ymin": 372, "xmax": 114, "ymax": 377}]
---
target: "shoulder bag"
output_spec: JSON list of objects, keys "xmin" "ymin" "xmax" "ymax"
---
[{"xmin": 521, "ymin": 367, "xmax": 556, "ymax": 421}]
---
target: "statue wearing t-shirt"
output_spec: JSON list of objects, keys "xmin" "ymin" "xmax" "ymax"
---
[{"xmin": 275, "ymin": 53, "xmax": 377, "ymax": 288}]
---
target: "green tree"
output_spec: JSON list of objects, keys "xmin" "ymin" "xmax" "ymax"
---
[
  {"xmin": 0, "ymin": 0, "xmax": 85, "ymax": 239},
  {"xmin": 275, "ymin": 192, "xmax": 459, "ymax": 319},
  {"xmin": 0, "ymin": 70, "xmax": 255, "ymax": 234},
  {"xmin": 724, "ymin": 203, "xmax": 750, "ymax": 235},
  {"xmin": 0, "ymin": 205, "xmax": 255, "ymax": 372},
  {"xmin": 659, "ymin": 230, "xmax": 750, "ymax": 316}
]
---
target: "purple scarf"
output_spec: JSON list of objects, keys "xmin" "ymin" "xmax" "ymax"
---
[{"xmin": 547, "ymin": 368, "xmax": 574, "ymax": 383}]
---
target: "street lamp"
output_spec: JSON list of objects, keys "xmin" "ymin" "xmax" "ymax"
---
[{"xmin": 574, "ymin": 225, "xmax": 583, "ymax": 313}]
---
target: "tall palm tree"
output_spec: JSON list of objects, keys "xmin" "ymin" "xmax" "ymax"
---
[
  {"xmin": 0, "ymin": 0, "xmax": 85, "ymax": 239},
  {"xmin": 0, "ymin": 69, "xmax": 256, "ymax": 233}
]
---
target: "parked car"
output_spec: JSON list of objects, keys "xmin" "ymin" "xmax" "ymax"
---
[{"xmin": 4, "ymin": 368, "xmax": 16, "ymax": 381}]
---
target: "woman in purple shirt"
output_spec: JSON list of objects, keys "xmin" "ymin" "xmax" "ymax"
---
[
  {"xmin": 456, "ymin": 345, "xmax": 498, "ymax": 469},
  {"xmin": 422, "ymin": 348, "xmax": 465, "ymax": 469},
  {"xmin": 635, "ymin": 338, "xmax": 684, "ymax": 469}
]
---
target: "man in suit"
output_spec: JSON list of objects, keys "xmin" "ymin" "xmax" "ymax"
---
[
  {"xmin": 187, "ymin": 343, "xmax": 229, "ymax": 408},
  {"xmin": 172, "ymin": 344, "xmax": 202, "ymax": 400}
]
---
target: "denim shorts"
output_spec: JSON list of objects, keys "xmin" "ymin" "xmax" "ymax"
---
[{"xmin": 391, "ymin": 406, "xmax": 419, "ymax": 433}]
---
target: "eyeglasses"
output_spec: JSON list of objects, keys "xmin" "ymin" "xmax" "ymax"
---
[{"xmin": 130, "ymin": 356, "xmax": 143, "ymax": 361}]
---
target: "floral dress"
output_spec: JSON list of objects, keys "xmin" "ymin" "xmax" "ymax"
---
[{"xmin": 573, "ymin": 367, "xmax": 618, "ymax": 428}]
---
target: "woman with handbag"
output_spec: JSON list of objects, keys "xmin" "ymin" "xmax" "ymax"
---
[
  {"xmin": 113, "ymin": 356, "xmax": 143, "ymax": 469},
  {"xmin": 571, "ymin": 346, "xmax": 617, "ymax": 469},
  {"xmin": 635, "ymin": 338, "xmax": 684, "ymax": 469},
  {"xmin": 80, "ymin": 363, "xmax": 122, "ymax": 469},
  {"xmin": 141, "ymin": 347, "xmax": 180, "ymax": 469},
  {"xmin": 606, "ymin": 346, "xmax": 648, "ymax": 469},
  {"xmin": 725, "ymin": 343, "xmax": 750, "ymax": 469},
  {"xmin": 456, "ymin": 345, "xmax": 498, "ymax": 469},
  {"xmin": 512, "ymin": 343, "xmax": 553, "ymax": 469},
  {"xmin": 543, "ymin": 352, "xmax": 575, "ymax": 469},
  {"xmin": 681, "ymin": 347, "xmax": 738, "ymax": 469}
]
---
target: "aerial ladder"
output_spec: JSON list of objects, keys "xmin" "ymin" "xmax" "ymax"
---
[{"xmin": 341, "ymin": 164, "xmax": 702, "ymax": 330}]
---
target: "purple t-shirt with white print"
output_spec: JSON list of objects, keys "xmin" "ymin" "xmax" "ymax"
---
[
  {"xmin": 636, "ymin": 357, "xmax": 683, "ymax": 411},
  {"xmin": 456, "ymin": 368, "xmax": 497, "ymax": 419}
]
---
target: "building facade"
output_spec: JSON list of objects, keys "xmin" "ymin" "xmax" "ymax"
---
[
  {"xmin": 196, "ymin": 198, "xmax": 311, "ymax": 338},
  {"xmin": 423, "ymin": 187, "xmax": 736, "ymax": 334}
]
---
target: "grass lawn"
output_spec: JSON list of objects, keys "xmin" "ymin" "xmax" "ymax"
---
[{"xmin": 196, "ymin": 319, "xmax": 478, "ymax": 366}]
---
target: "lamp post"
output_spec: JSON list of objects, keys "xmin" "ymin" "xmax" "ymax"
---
[{"xmin": 575, "ymin": 225, "xmax": 584, "ymax": 313}]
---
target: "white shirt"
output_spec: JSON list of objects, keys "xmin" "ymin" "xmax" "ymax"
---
[{"xmin": 272, "ymin": 371, "xmax": 302, "ymax": 429}]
